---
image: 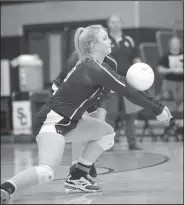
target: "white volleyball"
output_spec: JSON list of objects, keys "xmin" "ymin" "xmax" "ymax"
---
[{"xmin": 126, "ymin": 62, "xmax": 154, "ymax": 91}]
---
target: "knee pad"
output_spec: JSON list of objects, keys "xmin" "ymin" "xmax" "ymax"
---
[
  {"xmin": 35, "ymin": 165, "xmax": 54, "ymax": 184},
  {"xmin": 96, "ymin": 132, "xmax": 115, "ymax": 151}
]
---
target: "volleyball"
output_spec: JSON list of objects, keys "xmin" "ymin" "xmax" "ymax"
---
[{"xmin": 126, "ymin": 62, "xmax": 154, "ymax": 91}]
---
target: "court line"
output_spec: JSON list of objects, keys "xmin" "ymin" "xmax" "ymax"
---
[
  {"xmin": 53, "ymin": 152, "xmax": 170, "ymax": 181},
  {"xmin": 101, "ymin": 152, "xmax": 170, "ymax": 175}
]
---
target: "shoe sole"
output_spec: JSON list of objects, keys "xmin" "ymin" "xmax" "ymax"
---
[
  {"xmin": 64, "ymin": 184, "xmax": 102, "ymax": 194},
  {"xmin": 1, "ymin": 189, "xmax": 10, "ymax": 204}
]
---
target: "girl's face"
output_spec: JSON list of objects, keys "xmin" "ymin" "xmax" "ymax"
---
[{"xmin": 94, "ymin": 29, "xmax": 112, "ymax": 56}]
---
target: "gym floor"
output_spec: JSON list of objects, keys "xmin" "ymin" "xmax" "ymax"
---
[{"xmin": 1, "ymin": 138, "xmax": 184, "ymax": 204}]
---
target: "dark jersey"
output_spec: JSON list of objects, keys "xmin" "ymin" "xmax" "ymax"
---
[
  {"xmin": 109, "ymin": 33, "xmax": 138, "ymax": 76},
  {"xmin": 54, "ymin": 52, "xmax": 117, "ymax": 87},
  {"xmin": 53, "ymin": 52, "xmax": 117, "ymax": 112},
  {"xmin": 37, "ymin": 56, "xmax": 164, "ymax": 127}
]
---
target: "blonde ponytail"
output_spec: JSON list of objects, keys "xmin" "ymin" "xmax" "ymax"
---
[
  {"xmin": 74, "ymin": 27, "xmax": 85, "ymax": 59},
  {"xmin": 74, "ymin": 25, "xmax": 104, "ymax": 59}
]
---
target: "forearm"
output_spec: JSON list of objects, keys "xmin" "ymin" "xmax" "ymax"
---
[
  {"xmin": 141, "ymin": 91, "xmax": 164, "ymax": 108},
  {"xmin": 123, "ymin": 84, "xmax": 164, "ymax": 115},
  {"xmin": 89, "ymin": 61, "xmax": 163, "ymax": 116},
  {"xmin": 101, "ymin": 78, "xmax": 164, "ymax": 116}
]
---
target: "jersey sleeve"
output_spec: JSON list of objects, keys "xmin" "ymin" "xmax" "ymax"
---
[{"xmin": 87, "ymin": 60, "xmax": 164, "ymax": 116}]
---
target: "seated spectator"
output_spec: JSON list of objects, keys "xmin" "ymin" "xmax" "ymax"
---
[{"xmin": 157, "ymin": 36, "xmax": 183, "ymax": 111}]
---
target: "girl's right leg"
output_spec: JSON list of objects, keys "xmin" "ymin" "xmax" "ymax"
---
[
  {"xmin": 71, "ymin": 111, "xmax": 98, "ymax": 165},
  {"xmin": 71, "ymin": 141, "xmax": 98, "ymax": 179},
  {"xmin": 72, "ymin": 141, "xmax": 86, "ymax": 165},
  {"xmin": 64, "ymin": 116, "xmax": 115, "ymax": 193},
  {"xmin": 71, "ymin": 112, "xmax": 98, "ymax": 178},
  {"xmin": 1, "ymin": 132, "xmax": 65, "ymax": 204},
  {"xmin": 67, "ymin": 115, "xmax": 115, "ymax": 167}
]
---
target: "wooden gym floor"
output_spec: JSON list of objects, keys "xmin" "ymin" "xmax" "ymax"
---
[{"xmin": 1, "ymin": 138, "xmax": 184, "ymax": 204}]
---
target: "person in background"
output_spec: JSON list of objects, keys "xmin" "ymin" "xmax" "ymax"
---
[
  {"xmin": 157, "ymin": 36, "xmax": 183, "ymax": 111},
  {"xmin": 106, "ymin": 14, "xmax": 143, "ymax": 150}
]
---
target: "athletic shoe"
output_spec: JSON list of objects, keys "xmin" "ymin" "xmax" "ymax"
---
[
  {"xmin": 69, "ymin": 163, "xmax": 98, "ymax": 185},
  {"xmin": 64, "ymin": 175, "xmax": 101, "ymax": 193}
]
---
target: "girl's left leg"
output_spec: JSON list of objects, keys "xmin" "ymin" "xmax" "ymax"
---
[{"xmin": 1, "ymin": 132, "xmax": 65, "ymax": 204}]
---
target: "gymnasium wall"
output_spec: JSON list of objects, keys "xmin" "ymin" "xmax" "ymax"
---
[
  {"xmin": 1, "ymin": 1, "xmax": 183, "ymax": 37},
  {"xmin": 1, "ymin": 1, "xmax": 183, "ymax": 90},
  {"xmin": 0, "ymin": 1, "xmax": 183, "ymax": 137},
  {"xmin": 1, "ymin": 1, "xmax": 183, "ymax": 59}
]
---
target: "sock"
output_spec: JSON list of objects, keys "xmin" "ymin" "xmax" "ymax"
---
[
  {"xmin": 78, "ymin": 157, "xmax": 93, "ymax": 166},
  {"xmin": 70, "ymin": 161, "xmax": 95, "ymax": 176},
  {"xmin": 70, "ymin": 162, "xmax": 92, "ymax": 179},
  {"xmin": 1, "ymin": 182, "xmax": 15, "ymax": 195}
]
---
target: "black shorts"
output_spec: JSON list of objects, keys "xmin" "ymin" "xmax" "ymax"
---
[
  {"xmin": 34, "ymin": 112, "xmax": 78, "ymax": 137},
  {"xmin": 55, "ymin": 118, "xmax": 78, "ymax": 136}
]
